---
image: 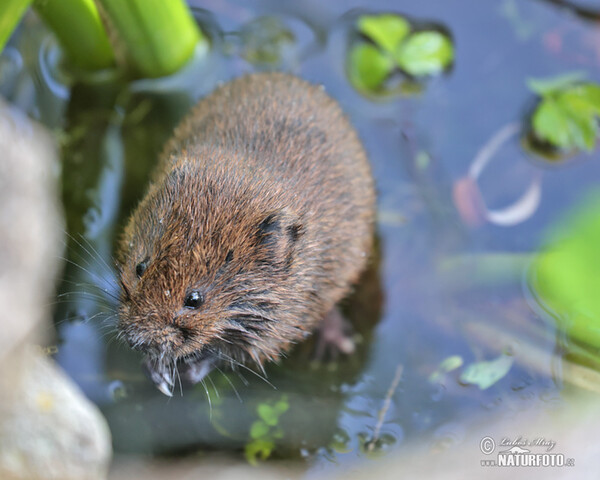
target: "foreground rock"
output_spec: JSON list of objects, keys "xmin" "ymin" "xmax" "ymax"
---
[{"xmin": 0, "ymin": 99, "xmax": 112, "ymax": 480}]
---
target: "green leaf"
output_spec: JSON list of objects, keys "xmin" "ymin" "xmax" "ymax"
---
[
  {"xmin": 395, "ymin": 31, "xmax": 453, "ymax": 76},
  {"xmin": 429, "ymin": 355, "xmax": 463, "ymax": 383},
  {"xmin": 257, "ymin": 404, "xmax": 278, "ymax": 426},
  {"xmin": 244, "ymin": 439, "xmax": 275, "ymax": 466},
  {"xmin": 579, "ymin": 84, "xmax": 600, "ymax": 114},
  {"xmin": 533, "ymin": 97, "xmax": 573, "ymax": 149},
  {"xmin": 274, "ymin": 398, "xmax": 289, "ymax": 415},
  {"xmin": 459, "ymin": 355, "xmax": 513, "ymax": 390},
  {"xmin": 240, "ymin": 16, "xmax": 295, "ymax": 65},
  {"xmin": 348, "ymin": 43, "xmax": 394, "ymax": 93},
  {"xmin": 250, "ymin": 420, "xmax": 269, "ymax": 439},
  {"xmin": 440, "ymin": 355, "xmax": 464, "ymax": 372},
  {"xmin": 532, "ymin": 88, "xmax": 600, "ymax": 152},
  {"xmin": 531, "ymin": 191, "xmax": 600, "ymax": 350},
  {"xmin": 357, "ymin": 14, "xmax": 410, "ymax": 54},
  {"xmin": 0, "ymin": 0, "xmax": 32, "ymax": 54},
  {"xmin": 527, "ymin": 72, "xmax": 587, "ymax": 96}
]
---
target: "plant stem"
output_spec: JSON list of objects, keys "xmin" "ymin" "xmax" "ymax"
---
[
  {"xmin": 33, "ymin": 0, "xmax": 114, "ymax": 71},
  {"xmin": 96, "ymin": 0, "xmax": 205, "ymax": 78},
  {"xmin": 0, "ymin": 0, "xmax": 33, "ymax": 53}
]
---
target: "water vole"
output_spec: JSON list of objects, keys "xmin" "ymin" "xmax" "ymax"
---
[{"xmin": 117, "ymin": 73, "xmax": 375, "ymax": 395}]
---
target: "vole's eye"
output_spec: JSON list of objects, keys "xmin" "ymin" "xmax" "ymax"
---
[
  {"xmin": 136, "ymin": 257, "xmax": 149, "ymax": 278},
  {"xmin": 184, "ymin": 291, "xmax": 204, "ymax": 309}
]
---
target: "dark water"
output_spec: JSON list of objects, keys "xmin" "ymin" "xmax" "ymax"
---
[{"xmin": 2, "ymin": 0, "xmax": 600, "ymax": 474}]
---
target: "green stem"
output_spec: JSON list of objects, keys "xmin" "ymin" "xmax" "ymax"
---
[
  {"xmin": 34, "ymin": 0, "xmax": 114, "ymax": 71},
  {"xmin": 96, "ymin": 0, "xmax": 205, "ymax": 78},
  {"xmin": 0, "ymin": 0, "xmax": 33, "ymax": 53}
]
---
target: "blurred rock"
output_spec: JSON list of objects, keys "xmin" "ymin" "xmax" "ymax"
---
[
  {"xmin": 0, "ymin": 99, "xmax": 61, "ymax": 356},
  {"xmin": 0, "ymin": 98, "xmax": 112, "ymax": 480},
  {"xmin": 0, "ymin": 347, "xmax": 112, "ymax": 480}
]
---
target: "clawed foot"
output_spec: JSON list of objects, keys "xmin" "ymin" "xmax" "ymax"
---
[{"xmin": 314, "ymin": 307, "xmax": 356, "ymax": 361}]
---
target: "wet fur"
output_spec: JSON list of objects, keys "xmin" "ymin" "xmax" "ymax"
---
[{"xmin": 118, "ymin": 73, "xmax": 375, "ymax": 379}]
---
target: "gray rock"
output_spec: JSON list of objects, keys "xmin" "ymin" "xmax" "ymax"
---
[{"xmin": 0, "ymin": 99, "xmax": 112, "ymax": 480}]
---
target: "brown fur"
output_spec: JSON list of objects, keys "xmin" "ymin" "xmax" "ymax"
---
[{"xmin": 117, "ymin": 73, "xmax": 375, "ymax": 383}]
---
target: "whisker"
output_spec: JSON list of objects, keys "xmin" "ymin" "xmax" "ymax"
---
[
  {"xmin": 58, "ymin": 278, "xmax": 121, "ymax": 302},
  {"xmin": 215, "ymin": 351, "xmax": 276, "ymax": 390},
  {"xmin": 216, "ymin": 366, "xmax": 242, "ymax": 403},
  {"xmin": 70, "ymin": 232, "xmax": 116, "ymax": 279},
  {"xmin": 200, "ymin": 378, "xmax": 213, "ymax": 420},
  {"xmin": 206, "ymin": 373, "xmax": 219, "ymax": 399},
  {"xmin": 58, "ymin": 257, "xmax": 117, "ymax": 297}
]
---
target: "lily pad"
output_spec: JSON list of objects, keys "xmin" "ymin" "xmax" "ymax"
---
[
  {"xmin": 459, "ymin": 355, "xmax": 513, "ymax": 390},
  {"xmin": 348, "ymin": 42, "xmax": 395, "ymax": 93},
  {"xmin": 357, "ymin": 14, "xmax": 410, "ymax": 54},
  {"xmin": 529, "ymin": 75, "xmax": 600, "ymax": 152},
  {"xmin": 395, "ymin": 30, "xmax": 453, "ymax": 76}
]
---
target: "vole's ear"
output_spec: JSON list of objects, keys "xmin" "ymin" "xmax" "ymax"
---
[{"xmin": 256, "ymin": 209, "xmax": 304, "ymax": 267}]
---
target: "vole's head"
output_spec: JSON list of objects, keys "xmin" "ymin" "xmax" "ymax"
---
[{"xmin": 117, "ymin": 165, "xmax": 305, "ymax": 395}]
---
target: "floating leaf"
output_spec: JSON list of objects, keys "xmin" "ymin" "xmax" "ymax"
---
[
  {"xmin": 396, "ymin": 31, "xmax": 453, "ymax": 76},
  {"xmin": 460, "ymin": 355, "xmax": 513, "ymax": 390},
  {"xmin": 257, "ymin": 404, "xmax": 279, "ymax": 426},
  {"xmin": 245, "ymin": 438, "xmax": 275, "ymax": 466},
  {"xmin": 429, "ymin": 355, "xmax": 463, "ymax": 383},
  {"xmin": 532, "ymin": 88, "xmax": 600, "ymax": 151},
  {"xmin": 529, "ymin": 75, "xmax": 600, "ymax": 152},
  {"xmin": 348, "ymin": 42, "xmax": 394, "ymax": 92},
  {"xmin": 250, "ymin": 420, "xmax": 269, "ymax": 439},
  {"xmin": 274, "ymin": 398, "xmax": 289, "ymax": 415},
  {"xmin": 240, "ymin": 16, "xmax": 295, "ymax": 66},
  {"xmin": 530, "ymin": 191, "xmax": 600, "ymax": 350},
  {"xmin": 358, "ymin": 14, "xmax": 410, "ymax": 54},
  {"xmin": 527, "ymin": 72, "xmax": 587, "ymax": 96}
]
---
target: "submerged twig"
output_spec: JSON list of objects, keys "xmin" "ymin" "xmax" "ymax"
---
[{"xmin": 368, "ymin": 364, "xmax": 403, "ymax": 452}]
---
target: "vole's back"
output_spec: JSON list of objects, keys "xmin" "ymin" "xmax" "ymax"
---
[{"xmin": 162, "ymin": 73, "xmax": 375, "ymax": 320}]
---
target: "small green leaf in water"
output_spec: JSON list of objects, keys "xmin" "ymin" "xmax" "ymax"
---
[
  {"xmin": 357, "ymin": 14, "xmax": 410, "ymax": 54},
  {"xmin": 532, "ymin": 85, "xmax": 600, "ymax": 151},
  {"xmin": 429, "ymin": 355, "xmax": 463, "ymax": 383},
  {"xmin": 250, "ymin": 420, "xmax": 269, "ymax": 439},
  {"xmin": 240, "ymin": 16, "xmax": 295, "ymax": 66},
  {"xmin": 245, "ymin": 438, "xmax": 275, "ymax": 466},
  {"xmin": 395, "ymin": 31, "xmax": 453, "ymax": 76},
  {"xmin": 348, "ymin": 43, "xmax": 395, "ymax": 93},
  {"xmin": 274, "ymin": 398, "xmax": 289, "ymax": 415},
  {"xmin": 459, "ymin": 355, "xmax": 513, "ymax": 390},
  {"xmin": 257, "ymin": 404, "xmax": 278, "ymax": 426}
]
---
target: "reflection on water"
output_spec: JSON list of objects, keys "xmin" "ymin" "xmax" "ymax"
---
[{"xmin": 2, "ymin": 0, "xmax": 600, "ymax": 473}]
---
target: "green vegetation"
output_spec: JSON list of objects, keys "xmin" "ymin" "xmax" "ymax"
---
[
  {"xmin": 0, "ymin": 0, "xmax": 32, "ymax": 53},
  {"xmin": 348, "ymin": 12, "xmax": 454, "ymax": 95},
  {"xmin": 395, "ymin": 31, "xmax": 453, "ymax": 76},
  {"xmin": 245, "ymin": 396, "xmax": 289, "ymax": 465},
  {"xmin": 97, "ymin": 0, "xmax": 204, "ymax": 78},
  {"xmin": 428, "ymin": 355, "xmax": 463, "ymax": 383},
  {"xmin": 459, "ymin": 354, "xmax": 514, "ymax": 390},
  {"xmin": 528, "ymin": 73, "xmax": 600, "ymax": 152},
  {"xmin": 33, "ymin": 0, "xmax": 114, "ymax": 71},
  {"xmin": 1, "ymin": 0, "xmax": 206, "ymax": 79},
  {"xmin": 531, "ymin": 191, "xmax": 600, "ymax": 350}
]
